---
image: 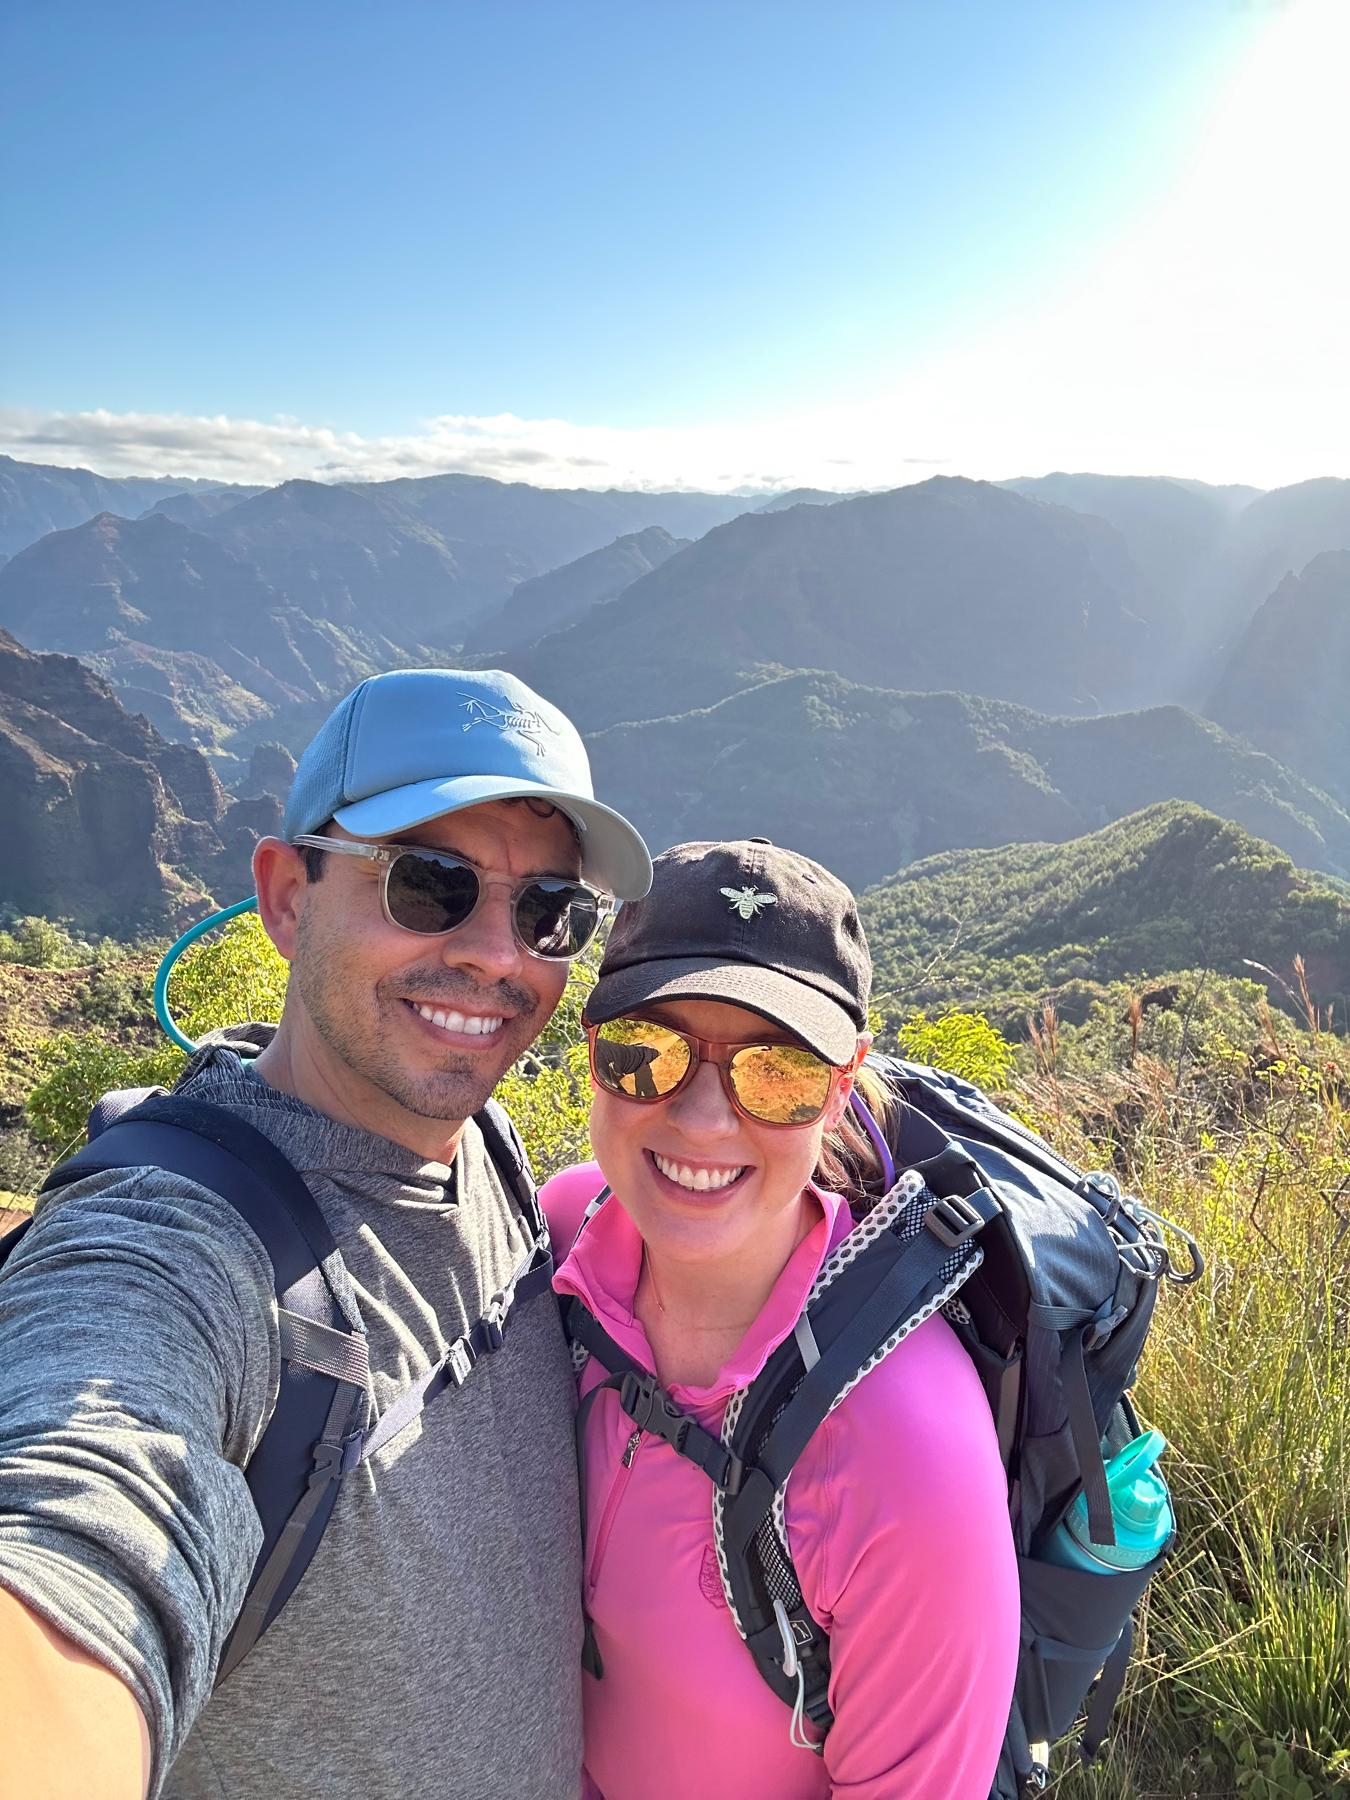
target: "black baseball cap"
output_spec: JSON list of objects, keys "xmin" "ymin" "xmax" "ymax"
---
[{"xmin": 584, "ymin": 839, "xmax": 871, "ymax": 1064}]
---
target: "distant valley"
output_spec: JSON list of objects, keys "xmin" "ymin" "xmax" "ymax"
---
[
  {"xmin": 1, "ymin": 453, "xmax": 1347, "ymax": 941},
  {"xmin": 584, "ymin": 672, "xmax": 1350, "ymax": 890}
]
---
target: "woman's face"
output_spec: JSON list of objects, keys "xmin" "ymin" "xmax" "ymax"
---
[{"xmin": 588, "ymin": 996, "xmax": 858, "ymax": 1275}]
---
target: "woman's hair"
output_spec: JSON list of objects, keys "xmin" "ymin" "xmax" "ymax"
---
[{"xmin": 813, "ymin": 1060, "xmax": 898, "ymax": 1211}]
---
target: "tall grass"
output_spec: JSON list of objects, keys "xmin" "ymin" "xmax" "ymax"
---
[{"xmin": 1023, "ymin": 1048, "xmax": 1349, "ymax": 1797}]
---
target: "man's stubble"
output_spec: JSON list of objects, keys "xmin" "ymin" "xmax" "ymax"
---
[{"xmin": 290, "ymin": 902, "xmax": 548, "ymax": 1125}]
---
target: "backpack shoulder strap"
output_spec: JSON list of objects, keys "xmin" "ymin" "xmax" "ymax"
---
[
  {"xmin": 717, "ymin": 1159, "xmax": 994, "ymax": 1739},
  {"xmin": 34, "ymin": 1092, "xmax": 563, "ymax": 1682},
  {"xmin": 475, "ymin": 1097, "xmax": 540, "ymax": 1226},
  {"xmin": 41, "ymin": 1095, "xmax": 369, "ymax": 1684}
]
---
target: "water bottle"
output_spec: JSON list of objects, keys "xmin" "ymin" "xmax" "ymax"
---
[{"xmin": 1044, "ymin": 1428, "xmax": 1175, "ymax": 1571}]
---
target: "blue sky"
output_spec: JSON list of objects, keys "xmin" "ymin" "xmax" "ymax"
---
[{"xmin": 2, "ymin": 0, "xmax": 1344, "ymax": 491}]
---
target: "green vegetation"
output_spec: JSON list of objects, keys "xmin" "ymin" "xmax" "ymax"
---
[
  {"xmin": 890, "ymin": 1008, "xmax": 1016, "ymax": 1091},
  {"xmin": 0, "ymin": 914, "xmax": 134, "ymax": 970},
  {"xmin": 862, "ymin": 802, "xmax": 1350, "ymax": 1030},
  {"xmin": 21, "ymin": 913, "xmax": 287, "ymax": 1155},
  {"xmin": 1025, "ymin": 1026, "xmax": 1348, "ymax": 1797}
]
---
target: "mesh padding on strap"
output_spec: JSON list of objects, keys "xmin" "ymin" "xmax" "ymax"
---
[{"xmin": 712, "ymin": 1170, "xmax": 984, "ymax": 1635}]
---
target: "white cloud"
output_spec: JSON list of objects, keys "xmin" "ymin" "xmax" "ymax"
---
[
  {"xmin": 3, "ymin": 2, "xmax": 1346, "ymax": 499},
  {"xmin": 0, "ymin": 404, "xmax": 937, "ymax": 495}
]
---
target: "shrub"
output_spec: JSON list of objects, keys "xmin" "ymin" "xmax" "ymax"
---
[
  {"xmin": 24, "ymin": 912, "xmax": 288, "ymax": 1151},
  {"xmin": 888, "ymin": 1008, "xmax": 1016, "ymax": 1091},
  {"xmin": 24, "ymin": 1033, "xmax": 184, "ymax": 1154},
  {"xmin": 0, "ymin": 916, "xmax": 126, "ymax": 969}
]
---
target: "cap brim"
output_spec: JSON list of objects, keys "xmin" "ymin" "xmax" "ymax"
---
[
  {"xmin": 584, "ymin": 955, "xmax": 861, "ymax": 1064},
  {"xmin": 334, "ymin": 775, "xmax": 652, "ymax": 900}
]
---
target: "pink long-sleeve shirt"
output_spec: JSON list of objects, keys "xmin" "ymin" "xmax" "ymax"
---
[{"xmin": 543, "ymin": 1163, "xmax": 1020, "ymax": 1800}]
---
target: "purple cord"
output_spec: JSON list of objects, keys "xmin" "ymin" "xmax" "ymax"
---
[{"xmin": 850, "ymin": 1089, "xmax": 896, "ymax": 1190}]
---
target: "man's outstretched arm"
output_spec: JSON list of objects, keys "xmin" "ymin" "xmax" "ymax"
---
[
  {"xmin": 0, "ymin": 1171, "xmax": 279, "ymax": 1792},
  {"xmin": 0, "ymin": 1588, "xmax": 151, "ymax": 1799}
]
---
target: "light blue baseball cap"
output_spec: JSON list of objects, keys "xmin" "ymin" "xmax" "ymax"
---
[{"xmin": 281, "ymin": 668, "xmax": 652, "ymax": 899}]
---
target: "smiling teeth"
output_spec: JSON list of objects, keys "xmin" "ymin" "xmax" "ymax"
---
[
  {"xmin": 653, "ymin": 1153, "xmax": 745, "ymax": 1192},
  {"xmin": 413, "ymin": 1003, "xmax": 504, "ymax": 1037}
]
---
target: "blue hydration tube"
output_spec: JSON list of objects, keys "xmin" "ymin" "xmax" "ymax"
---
[{"xmin": 153, "ymin": 896, "xmax": 259, "ymax": 1055}]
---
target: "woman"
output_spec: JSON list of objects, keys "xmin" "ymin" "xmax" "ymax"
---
[{"xmin": 542, "ymin": 839, "xmax": 1019, "ymax": 1800}]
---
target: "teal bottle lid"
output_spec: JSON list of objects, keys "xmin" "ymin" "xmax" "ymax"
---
[{"xmin": 1063, "ymin": 1429, "xmax": 1174, "ymax": 1571}]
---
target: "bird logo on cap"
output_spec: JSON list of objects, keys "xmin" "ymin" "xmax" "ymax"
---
[
  {"xmin": 722, "ymin": 885, "xmax": 778, "ymax": 920},
  {"xmin": 459, "ymin": 695, "xmax": 556, "ymax": 755}
]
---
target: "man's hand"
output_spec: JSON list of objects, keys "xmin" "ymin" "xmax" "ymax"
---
[{"xmin": 0, "ymin": 1588, "xmax": 151, "ymax": 1799}]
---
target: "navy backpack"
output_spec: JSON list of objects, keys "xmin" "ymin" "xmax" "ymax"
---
[{"xmin": 565, "ymin": 1055, "xmax": 1202, "ymax": 1797}]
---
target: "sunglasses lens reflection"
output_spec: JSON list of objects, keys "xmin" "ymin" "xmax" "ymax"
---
[
  {"xmin": 386, "ymin": 850, "xmax": 480, "ymax": 934},
  {"xmin": 516, "ymin": 880, "xmax": 601, "ymax": 958},
  {"xmin": 593, "ymin": 1020, "xmax": 692, "ymax": 1099},
  {"xmin": 593, "ymin": 1018, "xmax": 835, "ymax": 1123},
  {"xmin": 728, "ymin": 1044, "xmax": 834, "ymax": 1123},
  {"xmin": 384, "ymin": 851, "xmax": 601, "ymax": 958}
]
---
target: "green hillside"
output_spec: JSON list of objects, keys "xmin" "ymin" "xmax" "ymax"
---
[
  {"xmin": 584, "ymin": 671, "xmax": 1350, "ymax": 887},
  {"xmin": 859, "ymin": 801, "xmax": 1350, "ymax": 1020}
]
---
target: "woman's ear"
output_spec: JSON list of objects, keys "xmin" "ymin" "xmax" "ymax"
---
[{"xmin": 822, "ymin": 1034, "xmax": 870, "ymax": 1130}]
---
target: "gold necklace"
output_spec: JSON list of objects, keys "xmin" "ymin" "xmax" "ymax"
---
[{"xmin": 640, "ymin": 1245, "xmax": 758, "ymax": 1332}]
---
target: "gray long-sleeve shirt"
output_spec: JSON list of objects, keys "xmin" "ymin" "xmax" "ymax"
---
[{"xmin": 0, "ymin": 1034, "xmax": 584, "ymax": 1799}]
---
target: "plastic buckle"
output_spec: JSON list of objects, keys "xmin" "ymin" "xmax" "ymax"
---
[
  {"xmin": 925, "ymin": 1192, "xmax": 985, "ymax": 1248},
  {"xmin": 447, "ymin": 1339, "xmax": 473, "ymax": 1385},
  {"xmin": 1083, "ymin": 1303, "xmax": 1130, "ymax": 1352},
  {"xmin": 311, "ymin": 1428, "xmax": 365, "ymax": 1484},
  {"xmin": 619, "ymin": 1370, "xmax": 657, "ymax": 1429},
  {"xmin": 720, "ymin": 1450, "xmax": 745, "ymax": 1496}
]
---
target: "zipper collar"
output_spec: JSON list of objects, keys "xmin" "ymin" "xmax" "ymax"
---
[{"xmin": 553, "ymin": 1178, "xmax": 855, "ymax": 1406}]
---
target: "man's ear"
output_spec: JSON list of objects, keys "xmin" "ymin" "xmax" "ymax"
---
[{"xmin": 252, "ymin": 837, "xmax": 308, "ymax": 964}]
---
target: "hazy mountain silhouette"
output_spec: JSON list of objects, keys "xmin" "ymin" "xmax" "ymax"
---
[
  {"xmin": 1003, "ymin": 471, "xmax": 1238, "ymax": 601},
  {"xmin": 466, "ymin": 526, "xmax": 689, "ymax": 654},
  {"xmin": 145, "ymin": 487, "xmax": 267, "ymax": 527},
  {"xmin": 754, "ymin": 488, "xmax": 857, "ymax": 512},
  {"xmin": 0, "ymin": 453, "xmax": 240, "ymax": 560},
  {"xmin": 0, "ymin": 457, "xmax": 760, "ymax": 579},
  {"xmin": 1205, "ymin": 477, "xmax": 1350, "ymax": 620},
  {"xmin": 515, "ymin": 477, "xmax": 1156, "ymax": 729},
  {"xmin": 0, "ymin": 512, "xmax": 389, "ymax": 745},
  {"xmin": 196, "ymin": 478, "xmax": 521, "ymax": 645},
  {"xmin": 1208, "ymin": 550, "xmax": 1350, "ymax": 809},
  {"xmin": 375, "ymin": 471, "xmax": 751, "ymax": 569}
]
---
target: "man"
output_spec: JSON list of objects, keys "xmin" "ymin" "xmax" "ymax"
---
[{"xmin": 0, "ymin": 669, "xmax": 652, "ymax": 1800}]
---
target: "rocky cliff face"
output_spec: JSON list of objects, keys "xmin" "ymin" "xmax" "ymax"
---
[{"xmin": 0, "ymin": 630, "xmax": 270, "ymax": 928}]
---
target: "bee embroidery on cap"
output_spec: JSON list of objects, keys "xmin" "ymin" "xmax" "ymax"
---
[{"xmin": 721, "ymin": 886, "xmax": 778, "ymax": 920}]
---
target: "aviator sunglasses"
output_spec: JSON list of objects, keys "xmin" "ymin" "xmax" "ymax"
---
[
  {"xmin": 586, "ymin": 1015, "xmax": 852, "ymax": 1127},
  {"xmin": 291, "ymin": 834, "xmax": 612, "ymax": 960}
]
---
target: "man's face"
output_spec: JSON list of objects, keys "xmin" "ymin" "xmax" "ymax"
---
[{"xmin": 284, "ymin": 799, "xmax": 579, "ymax": 1140}]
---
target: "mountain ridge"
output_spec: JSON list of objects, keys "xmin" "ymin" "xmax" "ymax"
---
[
  {"xmin": 858, "ymin": 800, "xmax": 1350, "ymax": 1019},
  {"xmin": 513, "ymin": 476, "xmax": 1168, "ymax": 728},
  {"xmin": 582, "ymin": 669, "xmax": 1350, "ymax": 889}
]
